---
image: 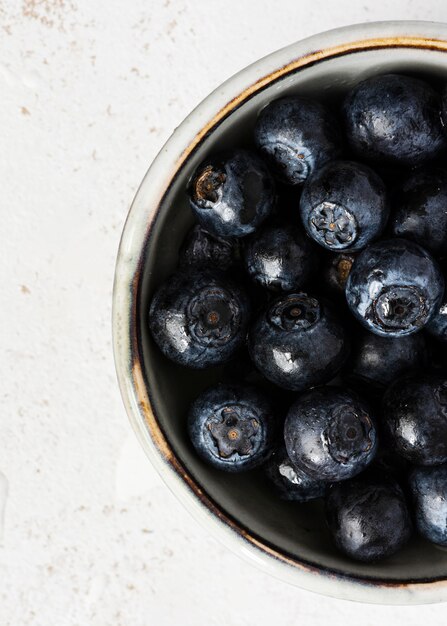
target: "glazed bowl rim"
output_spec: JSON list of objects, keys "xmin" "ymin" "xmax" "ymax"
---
[{"xmin": 113, "ymin": 20, "xmax": 447, "ymax": 604}]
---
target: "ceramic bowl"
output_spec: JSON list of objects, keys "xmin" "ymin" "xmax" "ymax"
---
[{"xmin": 113, "ymin": 21, "xmax": 447, "ymax": 604}]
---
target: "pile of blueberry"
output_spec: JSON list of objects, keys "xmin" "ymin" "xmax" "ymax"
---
[{"xmin": 149, "ymin": 74, "xmax": 447, "ymax": 562}]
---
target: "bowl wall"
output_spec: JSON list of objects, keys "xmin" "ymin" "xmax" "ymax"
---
[{"xmin": 114, "ymin": 22, "xmax": 447, "ymax": 603}]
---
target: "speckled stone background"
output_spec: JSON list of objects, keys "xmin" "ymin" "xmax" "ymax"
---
[{"xmin": 2, "ymin": 1, "xmax": 447, "ymax": 624}]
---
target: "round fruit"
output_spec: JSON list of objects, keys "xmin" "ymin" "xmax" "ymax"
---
[
  {"xmin": 243, "ymin": 221, "xmax": 317, "ymax": 291},
  {"xmin": 188, "ymin": 149, "xmax": 275, "ymax": 238},
  {"xmin": 284, "ymin": 386, "xmax": 377, "ymax": 482},
  {"xmin": 409, "ymin": 464, "xmax": 447, "ymax": 546},
  {"xmin": 345, "ymin": 239, "xmax": 444, "ymax": 337},
  {"xmin": 325, "ymin": 476, "xmax": 412, "ymax": 562},
  {"xmin": 248, "ymin": 293, "xmax": 349, "ymax": 391},
  {"xmin": 254, "ymin": 96, "xmax": 342, "ymax": 185},
  {"xmin": 382, "ymin": 375, "xmax": 447, "ymax": 465},
  {"xmin": 347, "ymin": 330, "xmax": 428, "ymax": 388},
  {"xmin": 188, "ymin": 384, "xmax": 276, "ymax": 471},
  {"xmin": 344, "ymin": 73, "xmax": 446, "ymax": 165},
  {"xmin": 390, "ymin": 169, "xmax": 447, "ymax": 258},
  {"xmin": 300, "ymin": 160, "xmax": 388, "ymax": 252},
  {"xmin": 149, "ymin": 269, "xmax": 250, "ymax": 369}
]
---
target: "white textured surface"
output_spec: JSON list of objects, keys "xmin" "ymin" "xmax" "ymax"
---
[{"xmin": 2, "ymin": 1, "xmax": 447, "ymax": 624}]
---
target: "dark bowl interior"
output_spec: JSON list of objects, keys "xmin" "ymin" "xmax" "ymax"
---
[{"xmin": 137, "ymin": 47, "xmax": 447, "ymax": 583}]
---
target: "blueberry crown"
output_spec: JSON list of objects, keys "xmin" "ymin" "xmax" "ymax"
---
[
  {"xmin": 268, "ymin": 294, "xmax": 320, "ymax": 331},
  {"xmin": 187, "ymin": 286, "xmax": 241, "ymax": 346}
]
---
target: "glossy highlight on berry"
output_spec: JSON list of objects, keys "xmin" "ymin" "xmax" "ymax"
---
[
  {"xmin": 344, "ymin": 73, "xmax": 447, "ymax": 165},
  {"xmin": 284, "ymin": 386, "xmax": 377, "ymax": 482},
  {"xmin": 188, "ymin": 149, "xmax": 276, "ymax": 238},
  {"xmin": 265, "ymin": 446, "xmax": 326, "ymax": 502},
  {"xmin": 382, "ymin": 374, "xmax": 447, "ymax": 465},
  {"xmin": 248, "ymin": 293, "xmax": 349, "ymax": 391},
  {"xmin": 409, "ymin": 464, "xmax": 447, "ymax": 546},
  {"xmin": 254, "ymin": 96, "xmax": 342, "ymax": 185},
  {"xmin": 325, "ymin": 476, "xmax": 412, "ymax": 562},
  {"xmin": 345, "ymin": 239, "xmax": 444, "ymax": 336},
  {"xmin": 148, "ymin": 269, "xmax": 250, "ymax": 368},
  {"xmin": 243, "ymin": 221, "xmax": 317, "ymax": 292}
]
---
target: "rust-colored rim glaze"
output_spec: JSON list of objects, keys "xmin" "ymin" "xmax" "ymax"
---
[{"xmin": 129, "ymin": 36, "xmax": 447, "ymax": 592}]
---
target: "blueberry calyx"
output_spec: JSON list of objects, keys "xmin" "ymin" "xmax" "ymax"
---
[
  {"xmin": 206, "ymin": 405, "xmax": 261, "ymax": 459},
  {"xmin": 324, "ymin": 405, "xmax": 374, "ymax": 464},
  {"xmin": 268, "ymin": 294, "xmax": 320, "ymax": 331},
  {"xmin": 187, "ymin": 287, "xmax": 241, "ymax": 345},
  {"xmin": 373, "ymin": 286, "xmax": 425, "ymax": 331},
  {"xmin": 309, "ymin": 201, "xmax": 358, "ymax": 249},
  {"xmin": 336, "ymin": 257, "xmax": 354, "ymax": 285},
  {"xmin": 191, "ymin": 165, "xmax": 226, "ymax": 207}
]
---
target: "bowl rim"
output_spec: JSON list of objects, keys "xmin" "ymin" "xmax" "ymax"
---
[{"xmin": 113, "ymin": 21, "xmax": 447, "ymax": 604}]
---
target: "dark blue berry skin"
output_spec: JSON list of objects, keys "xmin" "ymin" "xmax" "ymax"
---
[
  {"xmin": 264, "ymin": 446, "xmax": 325, "ymax": 502},
  {"xmin": 409, "ymin": 464, "xmax": 447, "ymax": 546},
  {"xmin": 188, "ymin": 149, "xmax": 275, "ymax": 238},
  {"xmin": 179, "ymin": 224, "xmax": 239, "ymax": 270},
  {"xmin": 345, "ymin": 239, "xmax": 444, "ymax": 337},
  {"xmin": 390, "ymin": 169, "xmax": 447, "ymax": 258},
  {"xmin": 325, "ymin": 476, "xmax": 412, "ymax": 562},
  {"xmin": 382, "ymin": 375, "xmax": 447, "ymax": 465},
  {"xmin": 300, "ymin": 161, "xmax": 388, "ymax": 252},
  {"xmin": 347, "ymin": 330, "xmax": 428, "ymax": 388},
  {"xmin": 343, "ymin": 74, "xmax": 446, "ymax": 166},
  {"xmin": 427, "ymin": 296, "xmax": 447, "ymax": 343},
  {"xmin": 254, "ymin": 97, "xmax": 342, "ymax": 185},
  {"xmin": 248, "ymin": 293, "xmax": 349, "ymax": 391},
  {"xmin": 243, "ymin": 221, "xmax": 317, "ymax": 292},
  {"xmin": 148, "ymin": 269, "xmax": 250, "ymax": 369},
  {"xmin": 284, "ymin": 386, "xmax": 377, "ymax": 482},
  {"xmin": 188, "ymin": 384, "xmax": 276, "ymax": 472}
]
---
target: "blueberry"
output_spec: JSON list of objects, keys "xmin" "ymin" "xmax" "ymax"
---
[
  {"xmin": 284, "ymin": 386, "xmax": 377, "ymax": 482},
  {"xmin": 325, "ymin": 476, "xmax": 412, "ymax": 562},
  {"xmin": 179, "ymin": 224, "xmax": 239, "ymax": 270},
  {"xmin": 382, "ymin": 374, "xmax": 447, "ymax": 465},
  {"xmin": 243, "ymin": 221, "xmax": 317, "ymax": 292},
  {"xmin": 343, "ymin": 74, "xmax": 446, "ymax": 165},
  {"xmin": 264, "ymin": 445, "xmax": 325, "ymax": 502},
  {"xmin": 248, "ymin": 293, "xmax": 349, "ymax": 391},
  {"xmin": 390, "ymin": 169, "xmax": 447, "ymax": 258},
  {"xmin": 347, "ymin": 330, "xmax": 428, "ymax": 388},
  {"xmin": 345, "ymin": 239, "xmax": 444, "ymax": 337},
  {"xmin": 409, "ymin": 464, "xmax": 447, "ymax": 546},
  {"xmin": 427, "ymin": 295, "xmax": 447, "ymax": 343},
  {"xmin": 300, "ymin": 161, "xmax": 388, "ymax": 252},
  {"xmin": 188, "ymin": 384, "xmax": 276, "ymax": 471},
  {"xmin": 321, "ymin": 252, "xmax": 356, "ymax": 298},
  {"xmin": 254, "ymin": 97, "xmax": 342, "ymax": 185},
  {"xmin": 148, "ymin": 269, "xmax": 250, "ymax": 369},
  {"xmin": 188, "ymin": 149, "xmax": 275, "ymax": 238}
]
